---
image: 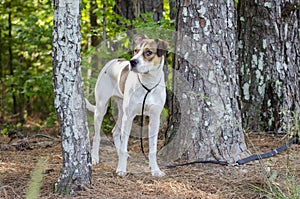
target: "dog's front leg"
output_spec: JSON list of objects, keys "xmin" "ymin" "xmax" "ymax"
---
[
  {"xmin": 149, "ymin": 111, "xmax": 165, "ymax": 177},
  {"xmin": 116, "ymin": 114, "xmax": 133, "ymax": 177}
]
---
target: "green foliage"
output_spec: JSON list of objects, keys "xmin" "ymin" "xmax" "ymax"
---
[
  {"xmin": 1, "ymin": 124, "xmax": 12, "ymax": 135},
  {"xmin": 235, "ymin": 0, "xmax": 239, "ymax": 8},
  {"xmin": 0, "ymin": 122, "xmax": 23, "ymax": 135},
  {"xmin": 0, "ymin": 0, "xmax": 53, "ymax": 120},
  {"xmin": 44, "ymin": 112, "xmax": 58, "ymax": 128}
]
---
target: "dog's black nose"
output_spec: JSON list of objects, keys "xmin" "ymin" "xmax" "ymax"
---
[{"xmin": 130, "ymin": 59, "xmax": 138, "ymax": 68}]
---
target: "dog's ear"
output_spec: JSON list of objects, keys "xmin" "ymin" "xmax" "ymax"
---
[
  {"xmin": 134, "ymin": 34, "xmax": 148, "ymax": 45},
  {"xmin": 155, "ymin": 39, "xmax": 169, "ymax": 57}
]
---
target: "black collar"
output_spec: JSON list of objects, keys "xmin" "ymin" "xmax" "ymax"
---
[{"xmin": 137, "ymin": 75, "xmax": 162, "ymax": 93}]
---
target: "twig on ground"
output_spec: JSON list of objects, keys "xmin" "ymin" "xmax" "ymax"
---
[{"xmin": 29, "ymin": 134, "xmax": 56, "ymax": 140}]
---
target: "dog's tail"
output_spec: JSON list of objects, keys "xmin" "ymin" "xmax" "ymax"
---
[{"xmin": 85, "ymin": 98, "xmax": 96, "ymax": 112}]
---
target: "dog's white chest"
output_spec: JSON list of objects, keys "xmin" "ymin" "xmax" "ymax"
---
[{"xmin": 123, "ymin": 75, "xmax": 166, "ymax": 116}]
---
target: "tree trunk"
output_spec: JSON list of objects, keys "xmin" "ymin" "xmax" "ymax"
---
[
  {"xmin": 140, "ymin": 0, "xmax": 164, "ymax": 22},
  {"xmin": 238, "ymin": 0, "xmax": 300, "ymax": 132},
  {"xmin": 169, "ymin": 0, "xmax": 177, "ymax": 25},
  {"xmin": 114, "ymin": 0, "xmax": 136, "ymax": 21},
  {"xmin": 8, "ymin": 2, "xmax": 17, "ymax": 115},
  {"xmin": 160, "ymin": 0, "xmax": 249, "ymax": 163},
  {"xmin": 114, "ymin": 0, "xmax": 164, "ymax": 22},
  {"xmin": 86, "ymin": 0, "xmax": 101, "ymax": 95},
  {"xmin": 52, "ymin": 0, "xmax": 91, "ymax": 195},
  {"xmin": 89, "ymin": 0, "xmax": 100, "ymax": 47}
]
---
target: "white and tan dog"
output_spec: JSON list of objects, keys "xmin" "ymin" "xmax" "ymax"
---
[{"xmin": 85, "ymin": 34, "xmax": 168, "ymax": 177}]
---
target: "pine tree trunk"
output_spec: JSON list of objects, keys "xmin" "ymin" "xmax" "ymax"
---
[
  {"xmin": 169, "ymin": 0, "xmax": 177, "ymax": 24},
  {"xmin": 160, "ymin": 0, "xmax": 249, "ymax": 163},
  {"xmin": 52, "ymin": 0, "xmax": 91, "ymax": 194},
  {"xmin": 8, "ymin": 2, "xmax": 17, "ymax": 115},
  {"xmin": 114, "ymin": 0, "xmax": 136, "ymax": 21},
  {"xmin": 238, "ymin": 0, "xmax": 300, "ymax": 132},
  {"xmin": 140, "ymin": 0, "xmax": 164, "ymax": 22},
  {"xmin": 89, "ymin": 0, "xmax": 99, "ymax": 47},
  {"xmin": 114, "ymin": 0, "xmax": 164, "ymax": 22},
  {"xmin": 86, "ymin": 0, "xmax": 101, "ymax": 95}
]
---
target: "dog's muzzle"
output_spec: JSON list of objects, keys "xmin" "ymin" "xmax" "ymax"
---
[
  {"xmin": 130, "ymin": 59, "xmax": 140, "ymax": 73},
  {"xmin": 130, "ymin": 59, "xmax": 149, "ymax": 74},
  {"xmin": 130, "ymin": 59, "xmax": 138, "ymax": 69}
]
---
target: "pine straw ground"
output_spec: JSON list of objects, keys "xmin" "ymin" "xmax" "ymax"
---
[{"xmin": 0, "ymin": 129, "xmax": 299, "ymax": 199}]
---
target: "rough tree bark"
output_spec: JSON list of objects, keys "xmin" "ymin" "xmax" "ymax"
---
[
  {"xmin": 238, "ymin": 0, "xmax": 300, "ymax": 132},
  {"xmin": 160, "ymin": 0, "xmax": 249, "ymax": 163},
  {"xmin": 52, "ymin": 0, "xmax": 91, "ymax": 195}
]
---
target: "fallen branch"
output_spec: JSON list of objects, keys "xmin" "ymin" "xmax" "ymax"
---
[{"xmin": 29, "ymin": 134, "xmax": 56, "ymax": 140}]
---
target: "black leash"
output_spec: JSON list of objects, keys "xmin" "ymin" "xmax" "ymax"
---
[
  {"xmin": 138, "ymin": 75, "xmax": 162, "ymax": 160},
  {"xmin": 236, "ymin": 134, "xmax": 299, "ymax": 165},
  {"xmin": 165, "ymin": 134, "xmax": 299, "ymax": 168}
]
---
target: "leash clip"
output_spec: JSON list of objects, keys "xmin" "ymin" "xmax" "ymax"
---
[{"xmin": 228, "ymin": 162, "xmax": 240, "ymax": 166}]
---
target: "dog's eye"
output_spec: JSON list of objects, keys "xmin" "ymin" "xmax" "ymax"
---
[
  {"xmin": 134, "ymin": 49, "xmax": 139, "ymax": 54},
  {"xmin": 145, "ymin": 50, "xmax": 153, "ymax": 56}
]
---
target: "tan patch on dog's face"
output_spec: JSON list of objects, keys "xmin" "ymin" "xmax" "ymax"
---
[
  {"xmin": 133, "ymin": 39, "xmax": 162, "ymax": 67},
  {"xmin": 130, "ymin": 35, "xmax": 168, "ymax": 74}
]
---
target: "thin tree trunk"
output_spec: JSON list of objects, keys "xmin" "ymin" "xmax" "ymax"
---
[
  {"xmin": 114, "ymin": 0, "xmax": 164, "ymax": 22},
  {"xmin": 169, "ymin": 0, "xmax": 176, "ymax": 25},
  {"xmin": 8, "ymin": 2, "xmax": 16, "ymax": 115},
  {"xmin": 160, "ymin": 0, "xmax": 249, "ymax": 163},
  {"xmin": 114, "ymin": 0, "xmax": 135, "ymax": 21},
  {"xmin": 53, "ymin": 0, "xmax": 91, "ymax": 194},
  {"xmin": 140, "ymin": 0, "xmax": 164, "ymax": 22},
  {"xmin": 0, "ymin": 28, "xmax": 3, "ymax": 120},
  {"xmin": 102, "ymin": 0, "xmax": 107, "ymax": 42},
  {"xmin": 238, "ymin": 0, "xmax": 300, "ymax": 132},
  {"xmin": 90, "ymin": 0, "xmax": 99, "ymax": 47},
  {"xmin": 87, "ymin": 0, "xmax": 101, "ymax": 95}
]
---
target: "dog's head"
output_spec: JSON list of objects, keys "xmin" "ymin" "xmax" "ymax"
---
[{"xmin": 130, "ymin": 34, "xmax": 169, "ymax": 74}]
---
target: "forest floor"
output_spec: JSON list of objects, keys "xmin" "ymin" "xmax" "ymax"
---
[{"xmin": 0, "ymin": 123, "xmax": 299, "ymax": 199}]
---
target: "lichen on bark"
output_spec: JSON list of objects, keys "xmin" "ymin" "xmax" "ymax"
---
[{"xmin": 238, "ymin": 0, "xmax": 300, "ymax": 132}]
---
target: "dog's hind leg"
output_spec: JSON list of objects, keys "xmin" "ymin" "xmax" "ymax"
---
[
  {"xmin": 112, "ymin": 98, "xmax": 123, "ymax": 153},
  {"xmin": 91, "ymin": 100, "xmax": 109, "ymax": 164}
]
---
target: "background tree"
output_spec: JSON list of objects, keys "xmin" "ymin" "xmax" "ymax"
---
[
  {"xmin": 238, "ymin": 0, "xmax": 300, "ymax": 132},
  {"xmin": 52, "ymin": 0, "xmax": 91, "ymax": 194},
  {"xmin": 114, "ymin": 0, "xmax": 164, "ymax": 22},
  {"xmin": 160, "ymin": 0, "xmax": 249, "ymax": 163},
  {"xmin": 169, "ymin": 0, "xmax": 176, "ymax": 25}
]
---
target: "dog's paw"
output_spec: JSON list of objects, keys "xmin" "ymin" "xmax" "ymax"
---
[
  {"xmin": 151, "ymin": 170, "xmax": 165, "ymax": 177},
  {"xmin": 116, "ymin": 171, "xmax": 127, "ymax": 177},
  {"xmin": 92, "ymin": 157, "xmax": 99, "ymax": 165}
]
